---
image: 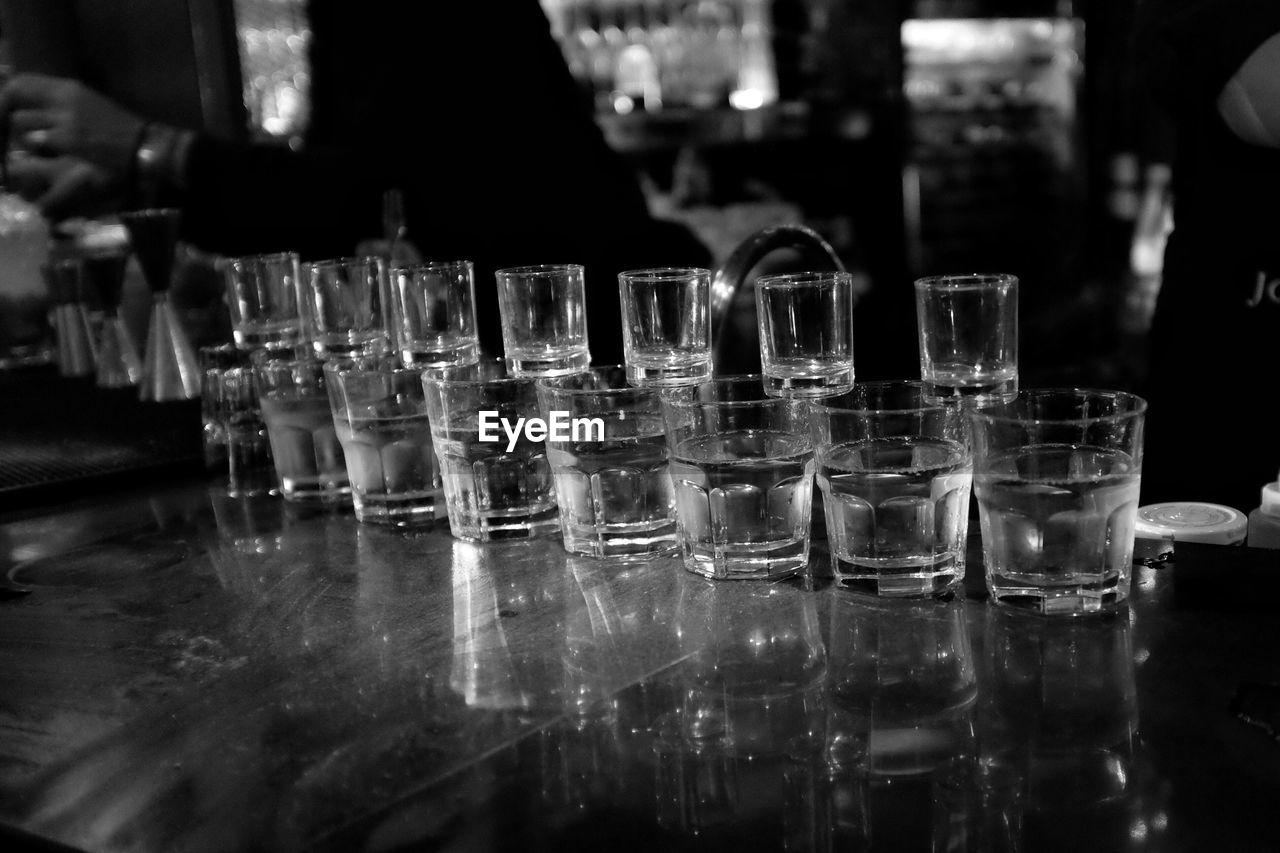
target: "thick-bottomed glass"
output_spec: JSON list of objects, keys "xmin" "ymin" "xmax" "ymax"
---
[
  {"xmin": 423, "ymin": 359, "xmax": 559, "ymax": 541},
  {"xmin": 326, "ymin": 358, "xmax": 439, "ymax": 526},
  {"xmin": 914, "ymin": 273, "xmax": 1018, "ymax": 405},
  {"xmin": 755, "ymin": 271, "xmax": 854, "ymax": 398},
  {"xmin": 970, "ymin": 389, "xmax": 1146, "ymax": 615},
  {"xmin": 301, "ymin": 257, "xmax": 390, "ymax": 359},
  {"xmin": 618, "ymin": 267, "xmax": 711, "ymax": 386},
  {"xmin": 221, "ymin": 252, "xmax": 304, "ymax": 352},
  {"xmin": 537, "ymin": 366, "xmax": 677, "ymax": 557},
  {"xmin": 812, "ymin": 382, "xmax": 971, "ymax": 596},
  {"xmin": 495, "ymin": 264, "xmax": 590, "ymax": 377},
  {"xmin": 254, "ymin": 352, "xmax": 350, "ymax": 504},
  {"xmin": 389, "ymin": 260, "xmax": 480, "ymax": 368},
  {"xmin": 663, "ymin": 376, "xmax": 814, "ymax": 580}
]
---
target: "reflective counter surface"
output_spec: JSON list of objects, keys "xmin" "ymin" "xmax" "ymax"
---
[{"xmin": 0, "ymin": 478, "xmax": 1278, "ymax": 852}]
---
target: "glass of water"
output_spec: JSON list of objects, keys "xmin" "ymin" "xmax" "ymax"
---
[
  {"xmin": 536, "ymin": 366, "xmax": 677, "ymax": 558},
  {"xmin": 422, "ymin": 358, "xmax": 560, "ymax": 541},
  {"xmin": 220, "ymin": 252, "xmax": 304, "ymax": 353},
  {"xmin": 755, "ymin": 271, "xmax": 855, "ymax": 399},
  {"xmin": 663, "ymin": 375, "xmax": 815, "ymax": 580},
  {"xmin": 618, "ymin": 267, "xmax": 712, "ymax": 387},
  {"xmin": 811, "ymin": 381, "xmax": 972, "ymax": 597},
  {"xmin": 970, "ymin": 389, "xmax": 1146, "ymax": 615},
  {"xmin": 300, "ymin": 256, "xmax": 391, "ymax": 360},
  {"xmin": 325, "ymin": 357, "xmax": 440, "ymax": 526},
  {"xmin": 253, "ymin": 351, "xmax": 350, "ymax": 505},
  {"xmin": 494, "ymin": 264, "xmax": 590, "ymax": 377},
  {"xmin": 914, "ymin": 273, "xmax": 1018, "ymax": 406},
  {"xmin": 388, "ymin": 260, "xmax": 481, "ymax": 369}
]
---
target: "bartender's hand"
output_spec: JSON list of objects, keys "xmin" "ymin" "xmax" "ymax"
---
[
  {"xmin": 4, "ymin": 151, "xmax": 124, "ymax": 221},
  {"xmin": 0, "ymin": 73, "xmax": 145, "ymax": 176}
]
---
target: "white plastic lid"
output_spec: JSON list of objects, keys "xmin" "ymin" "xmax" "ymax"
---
[
  {"xmin": 1259, "ymin": 481, "xmax": 1280, "ymax": 517},
  {"xmin": 1135, "ymin": 502, "xmax": 1248, "ymax": 546}
]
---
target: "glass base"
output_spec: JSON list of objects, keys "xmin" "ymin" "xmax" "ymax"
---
[
  {"xmin": 400, "ymin": 342, "xmax": 480, "ymax": 370},
  {"xmin": 625, "ymin": 359, "xmax": 712, "ymax": 387},
  {"xmin": 987, "ymin": 572, "xmax": 1128, "ymax": 615},
  {"xmin": 448, "ymin": 505, "xmax": 560, "ymax": 542},
  {"xmin": 353, "ymin": 492, "xmax": 440, "ymax": 527},
  {"xmin": 922, "ymin": 377, "xmax": 1018, "ymax": 407},
  {"xmin": 764, "ymin": 372, "xmax": 853, "ymax": 398},
  {"xmin": 562, "ymin": 519, "xmax": 679, "ymax": 558},
  {"xmin": 505, "ymin": 350, "xmax": 590, "ymax": 378},
  {"xmin": 280, "ymin": 477, "xmax": 352, "ymax": 506},
  {"xmin": 681, "ymin": 537, "xmax": 809, "ymax": 581},
  {"xmin": 832, "ymin": 556, "xmax": 962, "ymax": 597}
]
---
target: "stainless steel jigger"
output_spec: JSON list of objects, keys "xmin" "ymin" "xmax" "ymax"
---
[
  {"xmin": 119, "ymin": 208, "xmax": 201, "ymax": 401},
  {"xmin": 42, "ymin": 257, "xmax": 97, "ymax": 378},
  {"xmin": 83, "ymin": 249, "xmax": 142, "ymax": 388}
]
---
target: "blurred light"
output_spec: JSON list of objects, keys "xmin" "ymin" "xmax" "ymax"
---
[
  {"xmin": 612, "ymin": 93, "xmax": 635, "ymax": 115},
  {"xmin": 730, "ymin": 88, "xmax": 767, "ymax": 111}
]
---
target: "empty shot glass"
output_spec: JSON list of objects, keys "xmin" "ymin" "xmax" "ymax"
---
[
  {"xmin": 618, "ymin": 267, "xmax": 711, "ymax": 387},
  {"xmin": 200, "ymin": 343, "xmax": 239, "ymax": 471},
  {"xmin": 325, "ymin": 358, "xmax": 440, "ymax": 526},
  {"xmin": 422, "ymin": 359, "xmax": 560, "ymax": 541},
  {"xmin": 536, "ymin": 366, "xmax": 677, "ymax": 558},
  {"xmin": 970, "ymin": 389, "xmax": 1146, "ymax": 615},
  {"xmin": 220, "ymin": 354, "xmax": 277, "ymax": 497},
  {"xmin": 221, "ymin": 251, "xmax": 304, "ymax": 353},
  {"xmin": 389, "ymin": 260, "xmax": 481, "ymax": 368},
  {"xmin": 494, "ymin": 264, "xmax": 590, "ymax": 377},
  {"xmin": 811, "ymin": 381, "xmax": 972, "ymax": 597},
  {"xmin": 755, "ymin": 271, "xmax": 854, "ymax": 398},
  {"xmin": 253, "ymin": 351, "xmax": 350, "ymax": 505},
  {"xmin": 663, "ymin": 375, "xmax": 815, "ymax": 580},
  {"xmin": 301, "ymin": 256, "xmax": 391, "ymax": 360},
  {"xmin": 914, "ymin": 273, "xmax": 1018, "ymax": 405}
]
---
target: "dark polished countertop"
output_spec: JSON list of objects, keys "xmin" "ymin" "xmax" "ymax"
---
[{"xmin": 1, "ymin": 477, "xmax": 1278, "ymax": 853}]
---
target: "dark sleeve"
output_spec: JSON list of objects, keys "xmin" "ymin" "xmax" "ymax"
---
[{"xmin": 1139, "ymin": 0, "xmax": 1280, "ymax": 113}]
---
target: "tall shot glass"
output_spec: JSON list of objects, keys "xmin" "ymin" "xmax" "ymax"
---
[
  {"xmin": 811, "ymin": 381, "xmax": 972, "ymax": 597},
  {"xmin": 618, "ymin": 267, "xmax": 711, "ymax": 387},
  {"xmin": 389, "ymin": 260, "xmax": 480, "ymax": 368},
  {"xmin": 325, "ymin": 358, "xmax": 440, "ymax": 526},
  {"xmin": 536, "ymin": 367, "xmax": 677, "ymax": 558},
  {"xmin": 423, "ymin": 360, "xmax": 560, "ymax": 541},
  {"xmin": 663, "ymin": 376, "xmax": 815, "ymax": 580},
  {"xmin": 495, "ymin": 264, "xmax": 590, "ymax": 377},
  {"xmin": 970, "ymin": 389, "xmax": 1146, "ymax": 615},
  {"xmin": 914, "ymin": 273, "xmax": 1018, "ymax": 406},
  {"xmin": 301, "ymin": 256, "xmax": 391, "ymax": 360},
  {"xmin": 221, "ymin": 252, "xmax": 304, "ymax": 353},
  {"xmin": 253, "ymin": 351, "xmax": 350, "ymax": 505},
  {"xmin": 755, "ymin": 271, "xmax": 854, "ymax": 398}
]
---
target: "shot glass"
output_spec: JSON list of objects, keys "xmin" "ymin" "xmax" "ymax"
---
[
  {"xmin": 325, "ymin": 358, "xmax": 440, "ymax": 526},
  {"xmin": 253, "ymin": 351, "xmax": 351, "ymax": 505},
  {"xmin": 536, "ymin": 366, "xmax": 677, "ymax": 558},
  {"xmin": 494, "ymin": 264, "xmax": 590, "ymax": 377},
  {"xmin": 811, "ymin": 381, "xmax": 972, "ymax": 597},
  {"xmin": 422, "ymin": 359, "xmax": 560, "ymax": 542},
  {"xmin": 662, "ymin": 375, "xmax": 815, "ymax": 580},
  {"xmin": 220, "ymin": 251, "xmax": 304, "ymax": 353},
  {"xmin": 618, "ymin": 267, "xmax": 711, "ymax": 387},
  {"xmin": 914, "ymin": 273, "xmax": 1018, "ymax": 406},
  {"xmin": 970, "ymin": 389, "xmax": 1146, "ymax": 615},
  {"xmin": 389, "ymin": 260, "xmax": 480, "ymax": 368},
  {"xmin": 754, "ymin": 271, "xmax": 854, "ymax": 399},
  {"xmin": 200, "ymin": 343, "xmax": 276, "ymax": 495},
  {"xmin": 199, "ymin": 343, "xmax": 238, "ymax": 471},
  {"xmin": 300, "ymin": 256, "xmax": 391, "ymax": 360}
]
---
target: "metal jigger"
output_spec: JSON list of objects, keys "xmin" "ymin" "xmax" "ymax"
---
[
  {"xmin": 120, "ymin": 208, "xmax": 201, "ymax": 401},
  {"xmin": 83, "ymin": 249, "xmax": 142, "ymax": 388},
  {"xmin": 42, "ymin": 257, "xmax": 97, "ymax": 378}
]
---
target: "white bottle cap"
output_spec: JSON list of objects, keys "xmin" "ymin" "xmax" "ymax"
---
[
  {"xmin": 1259, "ymin": 481, "xmax": 1280, "ymax": 517},
  {"xmin": 1135, "ymin": 502, "xmax": 1248, "ymax": 546}
]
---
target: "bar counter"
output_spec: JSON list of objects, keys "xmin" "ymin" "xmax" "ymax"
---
[{"xmin": 1, "ymin": 476, "xmax": 1278, "ymax": 852}]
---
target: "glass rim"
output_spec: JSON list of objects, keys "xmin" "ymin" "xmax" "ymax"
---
[
  {"xmin": 536, "ymin": 364, "xmax": 659, "ymax": 396},
  {"xmin": 390, "ymin": 259, "xmax": 475, "ymax": 276},
  {"xmin": 754, "ymin": 270, "xmax": 852, "ymax": 290},
  {"xmin": 321, "ymin": 357, "xmax": 423, "ymax": 379},
  {"xmin": 914, "ymin": 273, "xmax": 1018, "ymax": 291},
  {"xmin": 618, "ymin": 266, "xmax": 711, "ymax": 283},
  {"xmin": 304, "ymin": 255, "xmax": 386, "ymax": 273},
  {"xmin": 494, "ymin": 263, "xmax": 585, "ymax": 279},
  {"xmin": 812, "ymin": 380, "xmax": 951, "ymax": 416},
  {"xmin": 661, "ymin": 373, "xmax": 790, "ymax": 409},
  {"xmin": 967, "ymin": 387, "xmax": 1148, "ymax": 426},
  {"xmin": 420, "ymin": 357, "xmax": 530, "ymax": 388},
  {"xmin": 220, "ymin": 250, "xmax": 300, "ymax": 270}
]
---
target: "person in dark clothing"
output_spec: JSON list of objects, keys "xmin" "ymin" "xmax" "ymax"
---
[
  {"xmin": 0, "ymin": 0, "xmax": 711, "ymax": 364},
  {"xmin": 1135, "ymin": 0, "xmax": 1280, "ymax": 512}
]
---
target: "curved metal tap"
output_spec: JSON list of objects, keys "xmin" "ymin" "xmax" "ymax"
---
[{"xmin": 710, "ymin": 223, "xmax": 846, "ymax": 367}]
